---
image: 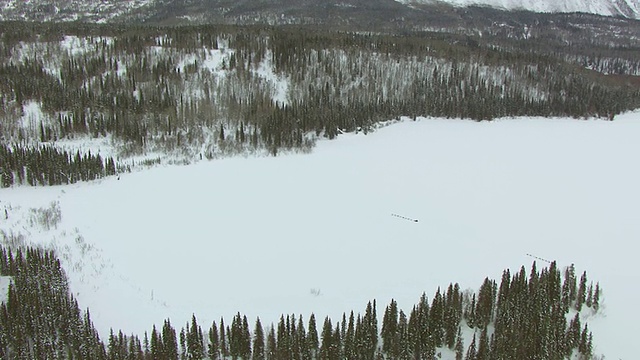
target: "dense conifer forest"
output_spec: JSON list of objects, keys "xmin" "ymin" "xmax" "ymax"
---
[
  {"xmin": 0, "ymin": 245, "xmax": 601, "ymax": 359},
  {"xmin": 1, "ymin": 21, "xmax": 640, "ymax": 187}
]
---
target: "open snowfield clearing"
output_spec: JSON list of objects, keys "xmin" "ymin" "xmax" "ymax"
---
[{"xmin": 1, "ymin": 113, "xmax": 640, "ymax": 359}]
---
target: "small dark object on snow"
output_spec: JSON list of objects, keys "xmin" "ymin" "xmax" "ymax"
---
[{"xmin": 391, "ymin": 213, "xmax": 419, "ymax": 223}]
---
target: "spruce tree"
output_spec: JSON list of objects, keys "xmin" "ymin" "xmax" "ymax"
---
[
  {"xmin": 297, "ymin": 316, "xmax": 310, "ymax": 360},
  {"xmin": 266, "ymin": 326, "xmax": 277, "ymax": 360},
  {"xmin": 476, "ymin": 327, "xmax": 489, "ymax": 360},
  {"xmin": 220, "ymin": 318, "xmax": 229, "ymax": 358},
  {"xmin": 307, "ymin": 314, "xmax": 319, "ymax": 358},
  {"xmin": 209, "ymin": 322, "xmax": 220, "ymax": 360},
  {"xmin": 455, "ymin": 328, "xmax": 464, "ymax": 360},
  {"xmin": 585, "ymin": 283, "xmax": 593, "ymax": 308},
  {"xmin": 320, "ymin": 317, "xmax": 333, "ymax": 360},
  {"xmin": 593, "ymin": 283, "xmax": 601, "ymax": 312},
  {"xmin": 150, "ymin": 326, "xmax": 163, "ymax": 359},
  {"xmin": 575, "ymin": 272, "xmax": 587, "ymax": 311},
  {"xmin": 186, "ymin": 314, "xmax": 204, "ymax": 360},
  {"xmin": 290, "ymin": 315, "xmax": 300, "ymax": 360},
  {"xmin": 143, "ymin": 332, "xmax": 150, "ymax": 358},
  {"xmin": 465, "ymin": 333, "xmax": 477, "ymax": 360},
  {"xmin": 429, "ymin": 289, "xmax": 444, "ymax": 347},
  {"xmin": 565, "ymin": 313, "xmax": 581, "ymax": 356},
  {"xmin": 397, "ymin": 310, "xmax": 409, "ymax": 360},
  {"xmin": 381, "ymin": 299, "xmax": 398, "ymax": 358},
  {"xmin": 364, "ymin": 300, "xmax": 378, "ymax": 360},
  {"xmin": 179, "ymin": 328, "xmax": 186, "ymax": 359},
  {"xmin": 276, "ymin": 316, "xmax": 289, "ymax": 360},
  {"xmin": 253, "ymin": 318, "xmax": 265, "ymax": 360},
  {"xmin": 331, "ymin": 324, "xmax": 342, "ymax": 360},
  {"xmin": 343, "ymin": 311, "xmax": 356, "ymax": 360},
  {"xmin": 242, "ymin": 314, "xmax": 252, "ymax": 359},
  {"xmin": 163, "ymin": 319, "xmax": 178, "ymax": 360},
  {"xmin": 578, "ymin": 325, "xmax": 590, "ymax": 357},
  {"xmin": 565, "ymin": 265, "xmax": 577, "ymax": 308}
]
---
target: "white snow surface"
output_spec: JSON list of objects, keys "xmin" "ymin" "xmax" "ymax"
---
[
  {"xmin": 2, "ymin": 112, "xmax": 640, "ymax": 359},
  {"xmin": 0, "ymin": 276, "xmax": 12, "ymax": 304},
  {"xmin": 255, "ymin": 50, "xmax": 289, "ymax": 105}
]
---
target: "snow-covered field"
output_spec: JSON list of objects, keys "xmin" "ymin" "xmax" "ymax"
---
[{"xmin": 2, "ymin": 112, "xmax": 640, "ymax": 359}]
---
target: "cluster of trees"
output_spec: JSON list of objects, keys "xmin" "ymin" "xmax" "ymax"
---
[
  {"xmin": 464, "ymin": 262, "xmax": 598, "ymax": 360},
  {"xmin": 0, "ymin": 244, "xmax": 602, "ymax": 359},
  {"xmin": 0, "ymin": 144, "xmax": 118, "ymax": 187},
  {"xmin": 1, "ymin": 22, "xmax": 639, "ymax": 171},
  {"xmin": 0, "ymin": 246, "xmax": 106, "ymax": 359}
]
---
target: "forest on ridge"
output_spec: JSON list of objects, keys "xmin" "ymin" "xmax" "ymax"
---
[{"xmin": 1, "ymin": 21, "xmax": 640, "ymax": 187}]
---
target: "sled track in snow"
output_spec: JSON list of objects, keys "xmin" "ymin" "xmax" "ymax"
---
[{"xmin": 391, "ymin": 213, "xmax": 419, "ymax": 223}]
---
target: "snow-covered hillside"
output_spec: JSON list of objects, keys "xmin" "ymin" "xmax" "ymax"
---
[
  {"xmin": 403, "ymin": 0, "xmax": 640, "ymax": 18},
  {"xmin": 1, "ymin": 112, "xmax": 640, "ymax": 359},
  {"xmin": 0, "ymin": 0, "xmax": 155, "ymax": 22},
  {"xmin": 2, "ymin": 0, "xmax": 640, "ymax": 24}
]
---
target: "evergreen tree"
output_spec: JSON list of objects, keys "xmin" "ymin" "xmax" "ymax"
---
[
  {"xmin": 266, "ymin": 326, "xmax": 277, "ymax": 360},
  {"xmin": 331, "ymin": 323, "xmax": 342, "ymax": 360},
  {"xmin": 151, "ymin": 325, "xmax": 164, "ymax": 359},
  {"xmin": 475, "ymin": 278, "xmax": 495, "ymax": 329},
  {"xmin": 585, "ymin": 283, "xmax": 593, "ymax": 308},
  {"xmin": 342, "ymin": 311, "xmax": 356, "ymax": 360},
  {"xmin": 143, "ymin": 332, "xmax": 150, "ymax": 358},
  {"xmin": 593, "ymin": 283, "xmax": 601, "ymax": 312},
  {"xmin": 444, "ymin": 283, "xmax": 462, "ymax": 349},
  {"xmin": 363, "ymin": 300, "xmax": 378, "ymax": 360},
  {"xmin": 291, "ymin": 314, "xmax": 301, "ymax": 360},
  {"xmin": 397, "ymin": 310, "xmax": 409, "ymax": 360},
  {"xmin": 578, "ymin": 325, "xmax": 591, "ymax": 358},
  {"xmin": 562, "ymin": 264, "xmax": 577, "ymax": 311},
  {"xmin": 466, "ymin": 294, "xmax": 476, "ymax": 328},
  {"xmin": 381, "ymin": 299, "xmax": 399, "ymax": 358},
  {"xmin": 455, "ymin": 328, "xmax": 464, "ymax": 360},
  {"xmin": 565, "ymin": 313, "xmax": 581, "ymax": 356},
  {"xmin": 241, "ymin": 315, "xmax": 252, "ymax": 360},
  {"xmin": 476, "ymin": 327, "xmax": 489, "ymax": 360},
  {"xmin": 252, "ymin": 318, "xmax": 265, "ymax": 360},
  {"xmin": 163, "ymin": 319, "xmax": 178, "ymax": 360},
  {"xmin": 276, "ymin": 316, "xmax": 290, "ymax": 360},
  {"xmin": 417, "ymin": 293, "xmax": 434, "ymax": 359},
  {"xmin": 186, "ymin": 315, "xmax": 204, "ymax": 360},
  {"xmin": 307, "ymin": 314, "xmax": 319, "ymax": 358},
  {"xmin": 429, "ymin": 289, "xmax": 444, "ymax": 347},
  {"xmin": 209, "ymin": 322, "xmax": 220, "ymax": 360},
  {"xmin": 575, "ymin": 272, "xmax": 587, "ymax": 311},
  {"xmin": 465, "ymin": 333, "xmax": 477, "ymax": 360},
  {"xmin": 179, "ymin": 328, "xmax": 186, "ymax": 360},
  {"xmin": 319, "ymin": 317, "xmax": 333, "ymax": 360},
  {"xmin": 220, "ymin": 318, "xmax": 229, "ymax": 358},
  {"xmin": 297, "ymin": 315, "xmax": 310, "ymax": 360}
]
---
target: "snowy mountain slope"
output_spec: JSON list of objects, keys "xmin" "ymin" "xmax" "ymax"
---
[
  {"xmin": 1, "ymin": 0, "xmax": 639, "ymax": 24},
  {"xmin": 0, "ymin": 0, "xmax": 156, "ymax": 22},
  {"xmin": 402, "ymin": 0, "xmax": 640, "ymax": 18},
  {"xmin": 2, "ymin": 111, "xmax": 640, "ymax": 359}
]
